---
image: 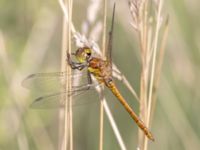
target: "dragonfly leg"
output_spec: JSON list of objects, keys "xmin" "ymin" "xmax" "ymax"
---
[
  {"xmin": 67, "ymin": 52, "xmax": 86, "ymax": 70},
  {"xmin": 87, "ymin": 71, "xmax": 92, "ymax": 89}
]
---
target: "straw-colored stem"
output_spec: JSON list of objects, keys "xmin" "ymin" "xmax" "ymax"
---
[
  {"xmin": 144, "ymin": 0, "xmax": 163, "ymax": 150},
  {"xmin": 58, "ymin": 0, "xmax": 76, "ymax": 34},
  {"xmin": 138, "ymin": 20, "xmax": 148, "ymax": 149},
  {"xmin": 67, "ymin": 0, "xmax": 73, "ymax": 150},
  {"xmin": 99, "ymin": 89, "xmax": 104, "ymax": 150},
  {"xmin": 112, "ymin": 65, "xmax": 140, "ymax": 102},
  {"xmin": 102, "ymin": 0, "xmax": 107, "ymax": 55},
  {"xmin": 102, "ymin": 99, "xmax": 127, "ymax": 150},
  {"xmin": 149, "ymin": 16, "xmax": 169, "ymax": 125},
  {"xmin": 99, "ymin": 1, "xmax": 107, "ymax": 150},
  {"xmin": 60, "ymin": 8, "xmax": 68, "ymax": 150},
  {"xmin": 58, "ymin": 1, "xmax": 127, "ymax": 149},
  {"xmin": 59, "ymin": 0, "xmax": 73, "ymax": 149},
  {"xmin": 121, "ymin": 75, "xmax": 140, "ymax": 102}
]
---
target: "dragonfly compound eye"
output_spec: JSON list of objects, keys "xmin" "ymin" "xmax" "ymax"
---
[{"xmin": 83, "ymin": 47, "xmax": 92, "ymax": 59}]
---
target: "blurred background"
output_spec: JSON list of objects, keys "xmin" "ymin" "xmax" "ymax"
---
[{"xmin": 0, "ymin": 0, "xmax": 200, "ymax": 150}]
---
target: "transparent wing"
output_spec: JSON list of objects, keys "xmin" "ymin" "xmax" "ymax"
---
[
  {"xmin": 29, "ymin": 82, "xmax": 102, "ymax": 109},
  {"xmin": 22, "ymin": 68, "xmax": 130, "ymax": 109},
  {"xmin": 22, "ymin": 70, "xmax": 89, "ymax": 93},
  {"xmin": 22, "ymin": 68, "xmax": 123, "ymax": 93}
]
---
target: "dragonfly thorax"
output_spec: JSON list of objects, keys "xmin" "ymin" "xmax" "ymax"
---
[{"xmin": 88, "ymin": 57, "xmax": 112, "ymax": 84}]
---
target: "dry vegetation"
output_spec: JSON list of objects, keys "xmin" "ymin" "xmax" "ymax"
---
[{"xmin": 0, "ymin": 0, "xmax": 200, "ymax": 150}]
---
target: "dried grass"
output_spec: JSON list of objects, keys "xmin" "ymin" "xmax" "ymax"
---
[
  {"xmin": 58, "ymin": 0, "xmax": 169, "ymax": 149},
  {"xmin": 128, "ymin": 0, "xmax": 169, "ymax": 149},
  {"xmin": 58, "ymin": 0, "xmax": 130, "ymax": 149}
]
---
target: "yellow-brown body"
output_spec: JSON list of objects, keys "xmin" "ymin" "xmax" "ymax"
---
[
  {"xmin": 87, "ymin": 56, "xmax": 155, "ymax": 141},
  {"xmin": 67, "ymin": 46, "xmax": 154, "ymax": 141},
  {"xmin": 88, "ymin": 57, "xmax": 112, "ymax": 84}
]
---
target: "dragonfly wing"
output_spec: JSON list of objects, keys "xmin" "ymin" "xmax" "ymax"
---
[
  {"xmin": 22, "ymin": 70, "xmax": 89, "ymax": 93},
  {"xmin": 106, "ymin": 3, "xmax": 115, "ymax": 72},
  {"xmin": 30, "ymin": 82, "xmax": 103, "ymax": 109},
  {"xmin": 30, "ymin": 92, "xmax": 66, "ymax": 109}
]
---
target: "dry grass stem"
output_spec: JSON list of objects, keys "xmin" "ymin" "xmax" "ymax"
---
[
  {"xmin": 144, "ymin": 0, "xmax": 164, "ymax": 149},
  {"xmin": 59, "ymin": 0, "xmax": 73, "ymax": 149},
  {"xmin": 99, "ymin": 96, "xmax": 104, "ymax": 150},
  {"xmin": 59, "ymin": 0, "xmax": 76, "ymax": 34},
  {"xmin": 67, "ymin": 1, "xmax": 73, "ymax": 150},
  {"xmin": 99, "ymin": 0, "xmax": 107, "ymax": 149},
  {"xmin": 112, "ymin": 65, "xmax": 140, "ymax": 102},
  {"xmin": 101, "ymin": 97, "xmax": 127, "ymax": 150},
  {"xmin": 58, "ymin": 1, "xmax": 139, "ymax": 149},
  {"xmin": 59, "ymin": 11, "xmax": 68, "ymax": 150},
  {"xmin": 1, "ymin": 1, "xmax": 200, "ymax": 150},
  {"xmin": 149, "ymin": 15, "xmax": 169, "ymax": 126},
  {"xmin": 129, "ymin": 0, "xmax": 168, "ymax": 149}
]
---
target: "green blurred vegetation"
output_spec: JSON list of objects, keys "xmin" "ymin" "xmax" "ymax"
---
[{"xmin": 0, "ymin": 0, "xmax": 200, "ymax": 150}]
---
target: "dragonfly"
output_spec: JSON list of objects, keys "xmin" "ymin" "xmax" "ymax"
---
[{"xmin": 22, "ymin": 4, "xmax": 154, "ymax": 141}]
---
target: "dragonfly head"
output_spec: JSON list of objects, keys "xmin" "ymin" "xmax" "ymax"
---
[{"xmin": 74, "ymin": 47, "xmax": 92, "ymax": 63}]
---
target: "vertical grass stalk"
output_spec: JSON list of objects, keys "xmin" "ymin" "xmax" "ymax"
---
[
  {"xmin": 67, "ymin": 1, "xmax": 73, "ymax": 150},
  {"xmin": 144, "ymin": 0, "xmax": 163, "ymax": 149},
  {"xmin": 60, "ymin": 8, "xmax": 68, "ymax": 150},
  {"xmin": 129, "ymin": 0, "xmax": 168, "ymax": 149},
  {"xmin": 58, "ymin": 1, "xmax": 128, "ymax": 149},
  {"xmin": 59, "ymin": 0, "xmax": 73, "ymax": 149},
  {"xmin": 99, "ymin": 0, "xmax": 107, "ymax": 149}
]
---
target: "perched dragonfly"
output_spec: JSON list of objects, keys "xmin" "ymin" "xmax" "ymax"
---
[{"xmin": 22, "ymin": 4, "xmax": 154, "ymax": 141}]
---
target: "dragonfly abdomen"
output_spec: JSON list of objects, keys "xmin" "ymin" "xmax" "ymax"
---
[{"xmin": 106, "ymin": 81, "xmax": 155, "ymax": 141}]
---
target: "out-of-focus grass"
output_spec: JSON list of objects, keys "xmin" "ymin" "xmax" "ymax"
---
[{"xmin": 0, "ymin": 0, "xmax": 200, "ymax": 150}]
